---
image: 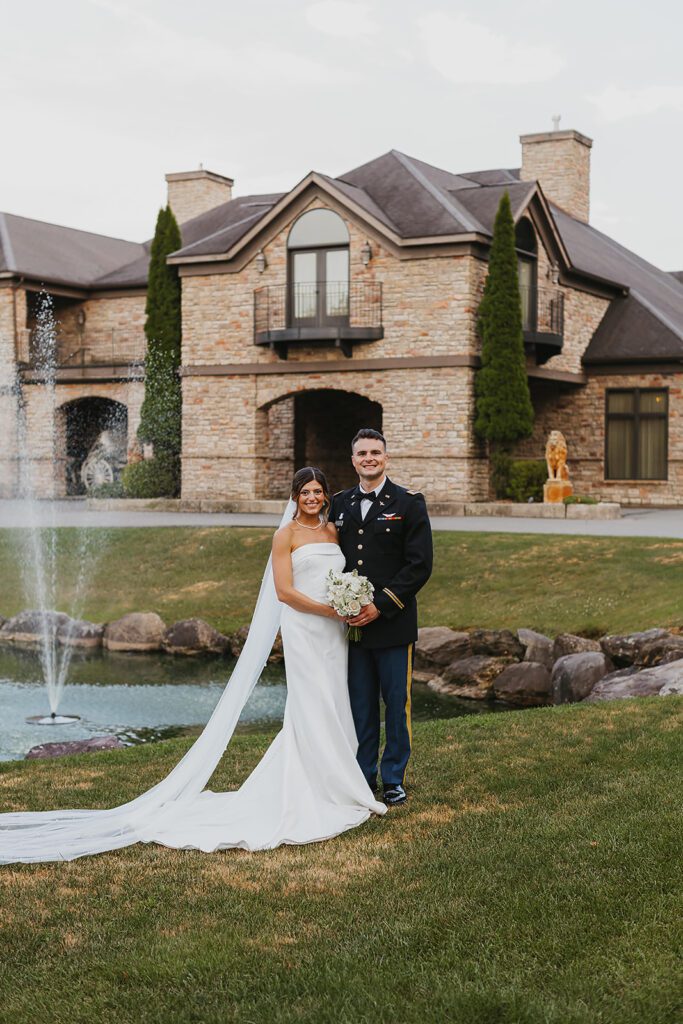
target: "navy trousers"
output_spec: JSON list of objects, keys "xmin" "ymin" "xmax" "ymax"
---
[{"xmin": 347, "ymin": 642, "xmax": 413, "ymax": 788}]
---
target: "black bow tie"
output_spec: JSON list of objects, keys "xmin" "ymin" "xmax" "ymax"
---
[{"xmin": 356, "ymin": 488, "xmax": 377, "ymax": 501}]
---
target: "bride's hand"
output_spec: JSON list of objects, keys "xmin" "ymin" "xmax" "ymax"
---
[{"xmin": 346, "ymin": 602, "xmax": 380, "ymax": 627}]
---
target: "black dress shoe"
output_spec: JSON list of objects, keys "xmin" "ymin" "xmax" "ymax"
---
[{"xmin": 382, "ymin": 784, "xmax": 407, "ymax": 806}]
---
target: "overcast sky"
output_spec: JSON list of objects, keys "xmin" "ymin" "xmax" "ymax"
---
[{"xmin": 2, "ymin": 0, "xmax": 682, "ymax": 269}]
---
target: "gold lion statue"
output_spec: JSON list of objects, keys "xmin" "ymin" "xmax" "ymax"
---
[{"xmin": 545, "ymin": 430, "xmax": 569, "ymax": 481}]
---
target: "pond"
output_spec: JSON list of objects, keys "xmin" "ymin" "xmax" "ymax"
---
[{"xmin": 0, "ymin": 646, "xmax": 513, "ymax": 762}]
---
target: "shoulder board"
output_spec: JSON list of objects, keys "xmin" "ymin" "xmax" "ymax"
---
[{"xmin": 333, "ymin": 490, "xmax": 343, "ymax": 496}]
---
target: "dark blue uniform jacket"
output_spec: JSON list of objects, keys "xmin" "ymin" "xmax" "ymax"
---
[{"xmin": 329, "ymin": 477, "xmax": 433, "ymax": 649}]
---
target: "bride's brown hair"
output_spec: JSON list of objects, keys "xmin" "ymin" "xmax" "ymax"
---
[{"xmin": 290, "ymin": 467, "xmax": 331, "ymax": 519}]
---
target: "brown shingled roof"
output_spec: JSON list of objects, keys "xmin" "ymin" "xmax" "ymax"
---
[
  {"xmin": 0, "ymin": 212, "xmax": 146, "ymax": 289},
  {"xmin": 3, "ymin": 148, "xmax": 681, "ymax": 368}
]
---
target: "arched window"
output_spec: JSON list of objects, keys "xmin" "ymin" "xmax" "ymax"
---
[
  {"xmin": 515, "ymin": 218, "xmax": 537, "ymax": 332},
  {"xmin": 287, "ymin": 209, "xmax": 350, "ymax": 326}
]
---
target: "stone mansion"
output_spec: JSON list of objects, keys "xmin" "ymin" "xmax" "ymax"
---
[{"xmin": 1, "ymin": 127, "xmax": 682, "ymax": 507}]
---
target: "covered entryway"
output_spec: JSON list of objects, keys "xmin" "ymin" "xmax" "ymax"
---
[
  {"xmin": 294, "ymin": 390, "xmax": 382, "ymax": 491},
  {"xmin": 260, "ymin": 389, "xmax": 382, "ymax": 497},
  {"xmin": 59, "ymin": 397, "xmax": 128, "ymax": 495}
]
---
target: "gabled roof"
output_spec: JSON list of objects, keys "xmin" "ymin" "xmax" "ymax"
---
[
  {"xmin": 157, "ymin": 193, "xmax": 284, "ymax": 264},
  {"xmin": 557, "ymin": 208, "xmax": 683, "ymax": 363},
  {"xmin": 3, "ymin": 148, "xmax": 681, "ymax": 369},
  {"xmin": 0, "ymin": 212, "xmax": 146, "ymax": 290}
]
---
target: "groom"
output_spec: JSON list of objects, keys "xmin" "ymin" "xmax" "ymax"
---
[{"xmin": 329, "ymin": 429, "xmax": 433, "ymax": 805}]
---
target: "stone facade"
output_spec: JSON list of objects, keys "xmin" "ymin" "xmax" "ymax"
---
[
  {"xmin": 0, "ymin": 283, "xmax": 146, "ymax": 498},
  {"xmin": 515, "ymin": 371, "xmax": 683, "ymax": 506},
  {"xmin": 179, "ymin": 193, "xmax": 491, "ymax": 503},
  {"xmin": 181, "ymin": 366, "xmax": 488, "ymax": 503}
]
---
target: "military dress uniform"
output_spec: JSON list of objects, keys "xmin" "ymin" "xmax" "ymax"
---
[{"xmin": 329, "ymin": 477, "xmax": 433, "ymax": 792}]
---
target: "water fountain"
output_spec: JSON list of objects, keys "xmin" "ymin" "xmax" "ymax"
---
[{"xmin": 10, "ymin": 292, "xmax": 104, "ymax": 725}]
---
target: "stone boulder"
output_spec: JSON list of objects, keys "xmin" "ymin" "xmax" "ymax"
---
[
  {"xmin": 230, "ymin": 625, "xmax": 284, "ymax": 663},
  {"xmin": 586, "ymin": 660, "xmax": 683, "ymax": 702},
  {"xmin": 0, "ymin": 609, "xmax": 72, "ymax": 645},
  {"xmin": 103, "ymin": 612, "xmax": 166, "ymax": 652},
  {"xmin": 551, "ymin": 651, "xmax": 612, "ymax": 704},
  {"xmin": 0, "ymin": 610, "xmax": 103, "ymax": 648},
  {"xmin": 26, "ymin": 736, "xmax": 125, "ymax": 759},
  {"xmin": 469, "ymin": 629, "xmax": 524, "ymax": 660},
  {"xmin": 660, "ymin": 679, "xmax": 683, "ymax": 696},
  {"xmin": 635, "ymin": 634, "xmax": 683, "ymax": 668},
  {"xmin": 429, "ymin": 655, "xmax": 513, "ymax": 701},
  {"xmin": 59, "ymin": 618, "xmax": 105, "ymax": 648},
  {"xmin": 163, "ymin": 618, "xmax": 231, "ymax": 656},
  {"xmin": 552, "ymin": 633, "xmax": 601, "ymax": 661},
  {"xmin": 600, "ymin": 628, "xmax": 671, "ymax": 668},
  {"xmin": 517, "ymin": 628, "xmax": 554, "ymax": 670},
  {"xmin": 414, "ymin": 627, "xmax": 472, "ymax": 682},
  {"xmin": 492, "ymin": 662, "xmax": 552, "ymax": 707}
]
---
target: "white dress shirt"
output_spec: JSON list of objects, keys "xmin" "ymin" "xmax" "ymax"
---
[{"xmin": 359, "ymin": 476, "xmax": 387, "ymax": 520}]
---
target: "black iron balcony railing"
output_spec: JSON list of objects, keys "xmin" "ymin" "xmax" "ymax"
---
[
  {"xmin": 520, "ymin": 286, "xmax": 564, "ymax": 365},
  {"xmin": 23, "ymin": 328, "xmax": 146, "ymax": 368},
  {"xmin": 20, "ymin": 329, "xmax": 145, "ymax": 381},
  {"xmin": 254, "ymin": 280, "xmax": 383, "ymax": 359}
]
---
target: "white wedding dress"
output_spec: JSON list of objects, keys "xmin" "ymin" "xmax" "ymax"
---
[
  {"xmin": 138, "ymin": 542, "xmax": 386, "ymax": 851},
  {"xmin": 0, "ymin": 523, "xmax": 385, "ymax": 864}
]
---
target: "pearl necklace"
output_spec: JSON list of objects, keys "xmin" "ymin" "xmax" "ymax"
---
[{"xmin": 294, "ymin": 516, "xmax": 324, "ymax": 531}]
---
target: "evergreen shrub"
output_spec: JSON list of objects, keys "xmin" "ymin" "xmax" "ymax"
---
[
  {"xmin": 474, "ymin": 192, "xmax": 534, "ymax": 450},
  {"xmin": 88, "ymin": 481, "xmax": 125, "ymax": 499},
  {"xmin": 506, "ymin": 460, "xmax": 547, "ymax": 502},
  {"xmin": 137, "ymin": 206, "xmax": 182, "ymax": 494},
  {"xmin": 122, "ymin": 457, "xmax": 177, "ymax": 499}
]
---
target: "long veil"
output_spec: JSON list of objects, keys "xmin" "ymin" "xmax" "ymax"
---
[{"xmin": 0, "ymin": 500, "xmax": 296, "ymax": 864}]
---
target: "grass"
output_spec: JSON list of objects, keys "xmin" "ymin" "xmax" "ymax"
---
[
  {"xmin": 0, "ymin": 698, "xmax": 681, "ymax": 1023},
  {"xmin": 1, "ymin": 528, "xmax": 683, "ymax": 637}
]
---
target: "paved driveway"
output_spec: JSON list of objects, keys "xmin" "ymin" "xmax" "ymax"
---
[{"xmin": 0, "ymin": 500, "xmax": 681, "ymax": 538}]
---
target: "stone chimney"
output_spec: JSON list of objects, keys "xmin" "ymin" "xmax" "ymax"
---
[
  {"xmin": 165, "ymin": 168, "xmax": 234, "ymax": 224},
  {"xmin": 520, "ymin": 129, "xmax": 592, "ymax": 223}
]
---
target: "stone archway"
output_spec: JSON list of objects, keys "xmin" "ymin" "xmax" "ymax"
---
[
  {"xmin": 259, "ymin": 389, "xmax": 382, "ymax": 498},
  {"xmin": 58, "ymin": 397, "xmax": 128, "ymax": 495}
]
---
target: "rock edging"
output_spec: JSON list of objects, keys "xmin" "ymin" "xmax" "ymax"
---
[
  {"xmin": 0, "ymin": 609, "xmax": 284, "ymax": 662},
  {"xmin": 416, "ymin": 625, "xmax": 683, "ymax": 707}
]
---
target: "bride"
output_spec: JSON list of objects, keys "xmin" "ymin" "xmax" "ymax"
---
[{"xmin": 0, "ymin": 467, "xmax": 385, "ymax": 864}]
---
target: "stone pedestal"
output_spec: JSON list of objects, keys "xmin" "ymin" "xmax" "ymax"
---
[{"xmin": 543, "ymin": 479, "xmax": 573, "ymax": 503}]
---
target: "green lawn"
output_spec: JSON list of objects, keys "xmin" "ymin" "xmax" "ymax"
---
[
  {"xmin": 0, "ymin": 527, "xmax": 682, "ymax": 637},
  {"xmin": 0, "ymin": 698, "xmax": 680, "ymax": 1024}
]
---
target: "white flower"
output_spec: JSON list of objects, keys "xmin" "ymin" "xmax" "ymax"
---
[{"xmin": 326, "ymin": 569, "xmax": 374, "ymax": 619}]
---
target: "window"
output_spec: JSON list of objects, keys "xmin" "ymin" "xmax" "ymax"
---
[
  {"xmin": 515, "ymin": 218, "xmax": 537, "ymax": 332},
  {"xmin": 605, "ymin": 388, "xmax": 668, "ymax": 480},
  {"xmin": 287, "ymin": 210, "xmax": 350, "ymax": 327}
]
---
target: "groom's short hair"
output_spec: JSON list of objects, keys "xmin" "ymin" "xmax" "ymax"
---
[{"xmin": 351, "ymin": 428, "xmax": 386, "ymax": 452}]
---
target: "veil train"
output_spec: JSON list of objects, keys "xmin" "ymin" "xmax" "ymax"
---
[{"xmin": 0, "ymin": 501, "xmax": 296, "ymax": 864}]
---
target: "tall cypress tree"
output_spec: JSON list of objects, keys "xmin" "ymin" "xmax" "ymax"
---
[
  {"xmin": 474, "ymin": 192, "xmax": 534, "ymax": 490},
  {"xmin": 137, "ymin": 206, "xmax": 182, "ymax": 492}
]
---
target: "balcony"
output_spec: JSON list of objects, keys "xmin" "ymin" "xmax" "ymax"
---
[
  {"xmin": 20, "ymin": 329, "xmax": 145, "ymax": 382},
  {"xmin": 520, "ymin": 286, "xmax": 564, "ymax": 365},
  {"xmin": 254, "ymin": 281, "xmax": 383, "ymax": 359}
]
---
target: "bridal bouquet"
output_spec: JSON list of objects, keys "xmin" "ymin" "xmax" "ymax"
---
[{"xmin": 326, "ymin": 569, "xmax": 375, "ymax": 641}]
